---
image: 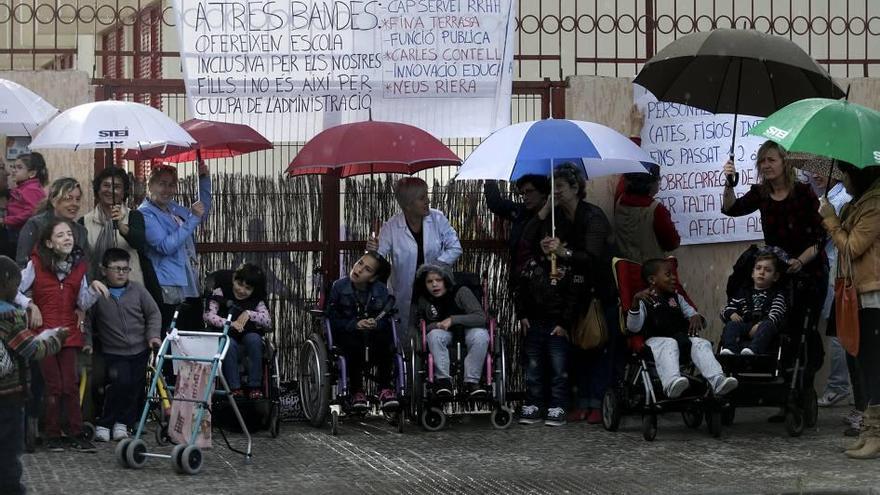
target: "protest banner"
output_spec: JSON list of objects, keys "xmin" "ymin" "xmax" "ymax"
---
[
  {"xmin": 171, "ymin": 0, "xmax": 516, "ymax": 141},
  {"xmin": 633, "ymin": 85, "xmax": 769, "ymax": 245}
]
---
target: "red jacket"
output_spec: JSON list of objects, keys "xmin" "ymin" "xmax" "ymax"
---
[
  {"xmin": 31, "ymin": 253, "xmax": 88, "ymax": 348},
  {"xmin": 6, "ymin": 177, "xmax": 46, "ymax": 229}
]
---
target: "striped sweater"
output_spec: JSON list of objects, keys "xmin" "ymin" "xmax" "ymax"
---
[
  {"xmin": 720, "ymin": 287, "xmax": 787, "ymax": 329},
  {"xmin": 0, "ymin": 300, "xmax": 63, "ymax": 403}
]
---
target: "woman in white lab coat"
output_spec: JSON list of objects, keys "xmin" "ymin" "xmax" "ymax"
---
[{"xmin": 367, "ymin": 177, "xmax": 462, "ymax": 343}]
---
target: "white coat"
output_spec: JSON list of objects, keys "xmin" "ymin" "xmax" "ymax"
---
[{"xmin": 377, "ymin": 208, "xmax": 462, "ymax": 337}]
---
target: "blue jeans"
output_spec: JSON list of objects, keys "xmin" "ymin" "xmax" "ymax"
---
[
  {"xmin": 0, "ymin": 403, "xmax": 25, "ymax": 495},
  {"xmin": 824, "ymin": 336, "xmax": 851, "ymax": 395},
  {"xmin": 222, "ymin": 333, "xmax": 263, "ymax": 389},
  {"xmin": 427, "ymin": 327, "xmax": 489, "ymax": 383},
  {"xmin": 524, "ymin": 321, "xmax": 569, "ymax": 409},
  {"xmin": 721, "ymin": 320, "xmax": 777, "ymax": 354}
]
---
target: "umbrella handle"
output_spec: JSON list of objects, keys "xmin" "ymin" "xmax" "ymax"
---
[
  {"xmin": 725, "ymin": 172, "xmax": 740, "ymax": 187},
  {"xmin": 550, "ymin": 253, "xmax": 561, "ymax": 280}
]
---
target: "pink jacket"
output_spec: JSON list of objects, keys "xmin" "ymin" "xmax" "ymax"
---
[{"xmin": 6, "ymin": 177, "xmax": 46, "ymax": 229}]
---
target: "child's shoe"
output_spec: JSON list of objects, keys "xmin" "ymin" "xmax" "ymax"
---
[
  {"xmin": 69, "ymin": 434, "xmax": 97, "ymax": 453},
  {"xmin": 519, "ymin": 405, "xmax": 542, "ymax": 425},
  {"xmin": 46, "ymin": 437, "xmax": 65, "ymax": 452},
  {"xmin": 351, "ymin": 391, "xmax": 368, "ymax": 410},
  {"xmin": 248, "ymin": 389, "xmax": 264, "ymax": 400},
  {"xmin": 544, "ymin": 407, "xmax": 566, "ymax": 427},
  {"xmin": 719, "ymin": 348, "xmax": 734, "ymax": 356},
  {"xmin": 465, "ymin": 383, "xmax": 487, "ymax": 399},
  {"xmin": 666, "ymin": 376, "xmax": 690, "ymax": 399},
  {"xmin": 586, "ymin": 409, "xmax": 603, "ymax": 424},
  {"xmin": 379, "ymin": 389, "xmax": 399, "ymax": 411},
  {"xmin": 112, "ymin": 423, "xmax": 129, "ymax": 441},
  {"xmin": 713, "ymin": 376, "xmax": 739, "ymax": 396},
  {"xmin": 740, "ymin": 348, "xmax": 755, "ymax": 356},
  {"xmin": 94, "ymin": 426, "xmax": 111, "ymax": 442},
  {"xmin": 566, "ymin": 408, "xmax": 588, "ymax": 422}
]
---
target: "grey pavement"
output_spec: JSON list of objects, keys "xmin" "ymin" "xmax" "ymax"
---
[{"xmin": 21, "ymin": 404, "xmax": 880, "ymax": 495}]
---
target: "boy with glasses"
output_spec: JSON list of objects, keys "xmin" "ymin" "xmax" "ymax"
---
[{"xmin": 83, "ymin": 248, "xmax": 161, "ymax": 442}]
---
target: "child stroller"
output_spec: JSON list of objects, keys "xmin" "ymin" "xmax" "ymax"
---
[{"xmin": 715, "ymin": 245, "xmax": 821, "ymax": 437}]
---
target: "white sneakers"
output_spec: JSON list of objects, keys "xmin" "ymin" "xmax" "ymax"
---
[
  {"xmin": 666, "ymin": 376, "xmax": 690, "ymax": 399},
  {"xmin": 719, "ymin": 348, "xmax": 734, "ymax": 355},
  {"xmin": 714, "ymin": 376, "xmax": 739, "ymax": 396},
  {"xmin": 96, "ymin": 424, "xmax": 129, "ymax": 442},
  {"xmin": 740, "ymin": 348, "xmax": 755, "ymax": 356}
]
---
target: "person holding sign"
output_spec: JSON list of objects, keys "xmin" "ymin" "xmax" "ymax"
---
[
  {"xmin": 366, "ymin": 177, "xmax": 462, "ymax": 345},
  {"xmin": 721, "ymin": 141, "xmax": 828, "ymax": 420},
  {"xmin": 818, "ymin": 162, "xmax": 880, "ymax": 459}
]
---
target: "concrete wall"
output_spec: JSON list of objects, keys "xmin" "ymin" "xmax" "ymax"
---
[
  {"xmin": 565, "ymin": 75, "xmax": 880, "ymax": 342},
  {"xmin": 1, "ymin": 70, "xmax": 95, "ymax": 206}
]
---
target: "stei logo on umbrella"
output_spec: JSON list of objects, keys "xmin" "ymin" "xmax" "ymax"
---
[
  {"xmin": 98, "ymin": 129, "xmax": 130, "ymax": 138},
  {"xmin": 873, "ymin": 151, "xmax": 880, "ymax": 162},
  {"xmin": 763, "ymin": 126, "xmax": 790, "ymax": 140}
]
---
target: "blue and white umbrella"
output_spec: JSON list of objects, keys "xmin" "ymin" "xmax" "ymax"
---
[{"xmin": 455, "ymin": 119, "xmax": 656, "ymax": 181}]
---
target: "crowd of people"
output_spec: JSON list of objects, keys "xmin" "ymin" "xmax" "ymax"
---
[{"xmin": 1, "ymin": 139, "xmax": 879, "ymax": 494}]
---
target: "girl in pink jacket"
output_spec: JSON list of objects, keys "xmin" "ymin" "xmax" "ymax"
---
[{"xmin": 5, "ymin": 153, "xmax": 48, "ymax": 231}]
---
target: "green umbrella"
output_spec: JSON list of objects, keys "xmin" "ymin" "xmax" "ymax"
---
[{"xmin": 748, "ymin": 97, "xmax": 880, "ymax": 168}]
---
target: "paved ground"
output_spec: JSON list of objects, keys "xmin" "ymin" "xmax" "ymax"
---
[{"xmin": 21, "ymin": 404, "xmax": 880, "ymax": 495}]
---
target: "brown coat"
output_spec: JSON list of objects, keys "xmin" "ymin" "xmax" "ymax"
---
[{"xmin": 822, "ymin": 179, "xmax": 880, "ymax": 295}]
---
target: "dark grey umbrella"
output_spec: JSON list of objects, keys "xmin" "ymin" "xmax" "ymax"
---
[{"xmin": 634, "ymin": 29, "xmax": 845, "ymax": 184}]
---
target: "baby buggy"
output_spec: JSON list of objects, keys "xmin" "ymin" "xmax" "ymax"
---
[
  {"xmin": 409, "ymin": 272, "xmax": 513, "ymax": 431},
  {"xmin": 715, "ymin": 245, "xmax": 821, "ymax": 437},
  {"xmin": 298, "ymin": 294, "xmax": 408, "ymax": 435},
  {"xmin": 602, "ymin": 257, "xmax": 732, "ymax": 441}
]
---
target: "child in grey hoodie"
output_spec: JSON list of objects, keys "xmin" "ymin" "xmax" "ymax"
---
[
  {"xmin": 411, "ymin": 264, "xmax": 488, "ymax": 399},
  {"xmin": 85, "ymin": 248, "xmax": 161, "ymax": 442}
]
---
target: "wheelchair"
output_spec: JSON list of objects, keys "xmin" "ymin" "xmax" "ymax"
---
[
  {"xmin": 408, "ymin": 272, "xmax": 513, "ymax": 431},
  {"xmin": 714, "ymin": 245, "xmax": 821, "ymax": 437},
  {"xmin": 203, "ymin": 270, "xmax": 282, "ymax": 439},
  {"xmin": 298, "ymin": 302, "xmax": 408, "ymax": 435},
  {"xmin": 602, "ymin": 257, "xmax": 732, "ymax": 441}
]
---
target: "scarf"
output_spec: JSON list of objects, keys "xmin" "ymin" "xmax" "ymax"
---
[{"xmin": 90, "ymin": 206, "xmax": 119, "ymax": 273}]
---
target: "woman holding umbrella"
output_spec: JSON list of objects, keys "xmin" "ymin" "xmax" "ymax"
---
[
  {"xmin": 721, "ymin": 141, "xmax": 829, "ymax": 420},
  {"xmin": 819, "ymin": 162, "xmax": 880, "ymax": 459},
  {"xmin": 516, "ymin": 163, "xmax": 614, "ymax": 426}
]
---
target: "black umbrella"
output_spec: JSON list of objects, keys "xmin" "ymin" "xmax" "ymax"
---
[{"xmin": 634, "ymin": 28, "xmax": 845, "ymax": 184}]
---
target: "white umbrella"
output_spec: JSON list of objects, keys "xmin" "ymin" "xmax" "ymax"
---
[
  {"xmin": 0, "ymin": 79, "xmax": 59, "ymax": 136},
  {"xmin": 28, "ymin": 100, "xmax": 195, "ymax": 151}
]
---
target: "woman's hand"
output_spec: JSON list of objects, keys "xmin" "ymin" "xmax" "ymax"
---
[
  {"xmin": 191, "ymin": 201, "xmax": 205, "ymax": 218},
  {"xmin": 540, "ymin": 236, "xmax": 561, "ymax": 255},
  {"xmin": 28, "ymin": 303, "xmax": 42, "ymax": 328},
  {"xmin": 365, "ymin": 234, "xmax": 379, "ymax": 252},
  {"xmin": 786, "ymin": 257, "xmax": 804, "ymax": 274},
  {"xmin": 356, "ymin": 318, "xmax": 376, "ymax": 330},
  {"xmin": 723, "ymin": 160, "xmax": 737, "ymax": 185},
  {"xmin": 197, "ymin": 159, "xmax": 209, "ymax": 177},
  {"xmin": 537, "ymin": 197, "xmax": 552, "ymax": 220},
  {"xmin": 550, "ymin": 325, "xmax": 568, "ymax": 339},
  {"xmin": 819, "ymin": 198, "xmax": 836, "ymax": 219},
  {"xmin": 687, "ymin": 315, "xmax": 703, "ymax": 336}
]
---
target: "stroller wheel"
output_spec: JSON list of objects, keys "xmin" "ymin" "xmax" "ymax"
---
[
  {"xmin": 421, "ymin": 407, "xmax": 446, "ymax": 432},
  {"xmin": 490, "ymin": 407, "xmax": 513, "ymax": 430},
  {"xmin": 641, "ymin": 414, "xmax": 658, "ymax": 441},
  {"xmin": 115, "ymin": 438, "xmax": 132, "ymax": 468},
  {"xmin": 181, "ymin": 445, "xmax": 203, "ymax": 475},
  {"xmin": 81, "ymin": 422, "xmax": 96, "ymax": 441},
  {"xmin": 171, "ymin": 444, "xmax": 186, "ymax": 474},
  {"xmin": 602, "ymin": 389, "xmax": 622, "ymax": 432},
  {"xmin": 785, "ymin": 409, "xmax": 805, "ymax": 437}
]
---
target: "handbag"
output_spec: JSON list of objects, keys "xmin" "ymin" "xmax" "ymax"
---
[
  {"xmin": 572, "ymin": 295, "xmax": 608, "ymax": 351},
  {"xmin": 835, "ymin": 251, "xmax": 860, "ymax": 356}
]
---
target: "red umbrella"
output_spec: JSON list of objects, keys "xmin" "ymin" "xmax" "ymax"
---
[
  {"xmin": 122, "ymin": 119, "xmax": 272, "ymax": 162},
  {"xmin": 286, "ymin": 120, "xmax": 460, "ymax": 177}
]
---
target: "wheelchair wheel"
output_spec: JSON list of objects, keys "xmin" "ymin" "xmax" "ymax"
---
[
  {"xmin": 706, "ymin": 410, "xmax": 722, "ymax": 438},
  {"xmin": 602, "ymin": 389, "xmax": 622, "ymax": 432},
  {"xmin": 409, "ymin": 337, "xmax": 424, "ymax": 422},
  {"xmin": 490, "ymin": 407, "xmax": 514, "ymax": 430},
  {"xmin": 298, "ymin": 334, "xmax": 331, "ymax": 428},
  {"xmin": 721, "ymin": 406, "xmax": 736, "ymax": 426},
  {"xmin": 641, "ymin": 414, "xmax": 657, "ymax": 441},
  {"xmin": 421, "ymin": 407, "xmax": 446, "ymax": 432},
  {"xmin": 785, "ymin": 409, "xmax": 805, "ymax": 437},
  {"xmin": 330, "ymin": 410, "xmax": 339, "ymax": 436},
  {"xmin": 492, "ymin": 335, "xmax": 508, "ymax": 405},
  {"xmin": 682, "ymin": 408, "xmax": 703, "ymax": 429},
  {"xmin": 803, "ymin": 387, "xmax": 818, "ymax": 428},
  {"xmin": 81, "ymin": 422, "xmax": 96, "ymax": 442}
]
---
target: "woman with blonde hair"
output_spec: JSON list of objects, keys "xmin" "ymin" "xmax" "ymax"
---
[{"xmin": 16, "ymin": 177, "xmax": 89, "ymax": 267}]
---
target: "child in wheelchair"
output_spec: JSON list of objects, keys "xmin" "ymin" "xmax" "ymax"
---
[
  {"xmin": 203, "ymin": 263, "xmax": 271, "ymax": 400},
  {"xmin": 719, "ymin": 249, "xmax": 788, "ymax": 356},
  {"xmin": 411, "ymin": 263, "xmax": 489, "ymax": 399},
  {"xmin": 325, "ymin": 251, "xmax": 399, "ymax": 411},
  {"xmin": 626, "ymin": 259, "xmax": 738, "ymax": 399}
]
